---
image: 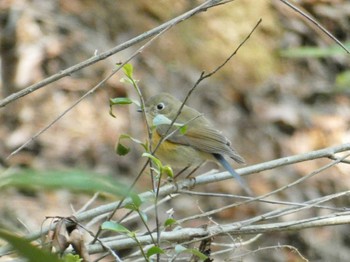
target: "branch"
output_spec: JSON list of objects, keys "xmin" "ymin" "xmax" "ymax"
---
[
  {"xmin": 6, "ymin": 21, "xmax": 172, "ymax": 159},
  {"xmin": 87, "ymin": 212, "xmax": 350, "ymax": 253},
  {"xmin": 179, "ymin": 190, "xmax": 346, "ymax": 212},
  {"xmin": 86, "ymin": 189, "xmax": 349, "ymax": 255},
  {"xmin": 0, "ymin": 0, "xmax": 225, "ymax": 108},
  {"xmin": 0, "ymin": 142, "xmax": 347, "ymax": 257},
  {"xmin": 60, "ymin": 143, "xmax": 350, "ymax": 223}
]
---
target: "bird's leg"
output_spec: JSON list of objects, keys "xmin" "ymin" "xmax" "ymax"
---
[{"xmin": 174, "ymin": 165, "xmax": 191, "ymax": 179}]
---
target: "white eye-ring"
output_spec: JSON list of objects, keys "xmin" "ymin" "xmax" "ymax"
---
[{"xmin": 156, "ymin": 102, "xmax": 165, "ymax": 110}]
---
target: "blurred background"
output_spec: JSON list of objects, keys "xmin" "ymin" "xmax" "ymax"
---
[{"xmin": 0, "ymin": 0, "xmax": 349, "ymax": 261}]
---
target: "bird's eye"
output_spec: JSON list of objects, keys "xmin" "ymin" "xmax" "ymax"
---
[{"xmin": 156, "ymin": 103, "xmax": 165, "ymax": 110}]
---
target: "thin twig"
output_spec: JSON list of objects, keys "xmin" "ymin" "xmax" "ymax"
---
[
  {"xmin": 229, "ymin": 244, "xmax": 309, "ymax": 262},
  {"xmin": 86, "ymin": 212, "xmax": 350, "ymax": 254},
  {"xmin": 73, "ymin": 193, "xmax": 100, "ymax": 214},
  {"xmin": 153, "ymin": 18, "xmax": 262, "ymax": 155},
  {"xmin": 278, "ymin": 0, "xmax": 350, "ymax": 54},
  {"xmin": 179, "ymin": 190, "xmax": 348, "ymax": 212},
  {"xmin": 176, "ymin": 153, "xmax": 350, "ymax": 225},
  {"xmin": 6, "ymin": 23, "xmax": 172, "ymax": 160}
]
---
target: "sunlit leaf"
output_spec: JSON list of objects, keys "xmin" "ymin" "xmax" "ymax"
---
[
  {"xmin": 0, "ymin": 229, "xmax": 63, "ymax": 262},
  {"xmin": 121, "ymin": 134, "xmax": 147, "ymax": 150},
  {"xmin": 101, "ymin": 221, "xmax": 130, "ymax": 234},
  {"xmin": 162, "ymin": 165, "xmax": 174, "ymax": 178},
  {"xmin": 120, "ymin": 77, "xmax": 133, "ymax": 85},
  {"xmin": 110, "ymin": 97, "xmax": 134, "ymax": 105},
  {"xmin": 280, "ymin": 42, "xmax": 350, "ymax": 58},
  {"xmin": 142, "ymin": 153, "xmax": 163, "ymax": 170},
  {"xmin": 179, "ymin": 124, "xmax": 188, "ymax": 135},
  {"xmin": 147, "ymin": 246, "xmax": 165, "ymax": 258},
  {"xmin": 164, "ymin": 218, "xmax": 177, "ymax": 227},
  {"xmin": 109, "ymin": 97, "xmax": 138, "ymax": 118},
  {"xmin": 63, "ymin": 254, "xmax": 83, "ymax": 262},
  {"xmin": 123, "ymin": 63, "xmax": 134, "ymax": 78}
]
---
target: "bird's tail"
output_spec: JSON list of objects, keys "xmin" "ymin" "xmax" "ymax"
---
[{"xmin": 213, "ymin": 154, "xmax": 252, "ymax": 195}]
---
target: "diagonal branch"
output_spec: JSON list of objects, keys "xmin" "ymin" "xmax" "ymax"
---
[
  {"xmin": 278, "ymin": 0, "xmax": 350, "ymax": 54},
  {"xmin": 0, "ymin": 0, "xmax": 225, "ymax": 108}
]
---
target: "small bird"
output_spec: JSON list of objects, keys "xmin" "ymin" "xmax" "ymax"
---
[{"xmin": 142, "ymin": 92, "xmax": 251, "ymax": 195}]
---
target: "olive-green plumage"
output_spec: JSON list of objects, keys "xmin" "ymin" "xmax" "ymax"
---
[{"xmin": 144, "ymin": 92, "xmax": 251, "ymax": 194}]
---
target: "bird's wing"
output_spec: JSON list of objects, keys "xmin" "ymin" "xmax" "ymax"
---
[{"xmin": 156, "ymin": 123, "xmax": 245, "ymax": 164}]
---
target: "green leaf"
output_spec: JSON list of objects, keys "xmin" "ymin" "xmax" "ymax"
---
[
  {"xmin": 109, "ymin": 97, "xmax": 136, "ymax": 118},
  {"xmin": 147, "ymin": 246, "xmax": 165, "ymax": 258},
  {"xmin": 280, "ymin": 42, "xmax": 350, "ymax": 58},
  {"xmin": 175, "ymin": 245, "xmax": 208, "ymax": 260},
  {"xmin": 101, "ymin": 221, "xmax": 130, "ymax": 234},
  {"xmin": 116, "ymin": 142, "xmax": 130, "ymax": 156},
  {"xmin": 63, "ymin": 254, "xmax": 83, "ymax": 262},
  {"xmin": 121, "ymin": 134, "xmax": 147, "ymax": 150},
  {"xmin": 142, "ymin": 153, "xmax": 163, "ymax": 170},
  {"xmin": 179, "ymin": 124, "xmax": 188, "ymax": 135},
  {"xmin": 187, "ymin": 248, "xmax": 208, "ymax": 260},
  {"xmin": 109, "ymin": 97, "xmax": 134, "ymax": 105},
  {"xmin": 164, "ymin": 218, "xmax": 177, "ymax": 227},
  {"xmin": 0, "ymin": 229, "xmax": 63, "ymax": 262},
  {"xmin": 0, "ymin": 169, "xmax": 130, "ymax": 197},
  {"xmin": 125, "ymin": 194, "xmax": 143, "ymax": 211},
  {"xmin": 120, "ymin": 77, "xmax": 133, "ymax": 85},
  {"xmin": 162, "ymin": 165, "xmax": 174, "ymax": 178},
  {"xmin": 123, "ymin": 63, "xmax": 134, "ymax": 78},
  {"xmin": 124, "ymin": 202, "xmax": 137, "ymax": 211},
  {"xmin": 130, "ymin": 193, "xmax": 143, "ymax": 209},
  {"xmin": 115, "ymin": 134, "xmax": 147, "ymax": 155}
]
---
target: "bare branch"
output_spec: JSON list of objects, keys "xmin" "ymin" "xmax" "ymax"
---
[
  {"xmin": 0, "ymin": 142, "xmax": 348, "ymax": 257},
  {"xmin": 87, "ymin": 212, "xmax": 350, "ymax": 254},
  {"xmin": 231, "ymin": 244, "xmax": 308, "ymax": 262},
  {"xmin": 0, "ymin": 0, "xmax": 225, "ymax": 108},
  {"xmin": 6, "ymin": 23, "xmax": 172, "ymax": 159},
  {"xmin": 278, "ymin": 0, "xmax": 350, "ymax": 54},
  {"xmin": 179, "ymin": 190, "xmax": 347, "ymax": 212}
]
